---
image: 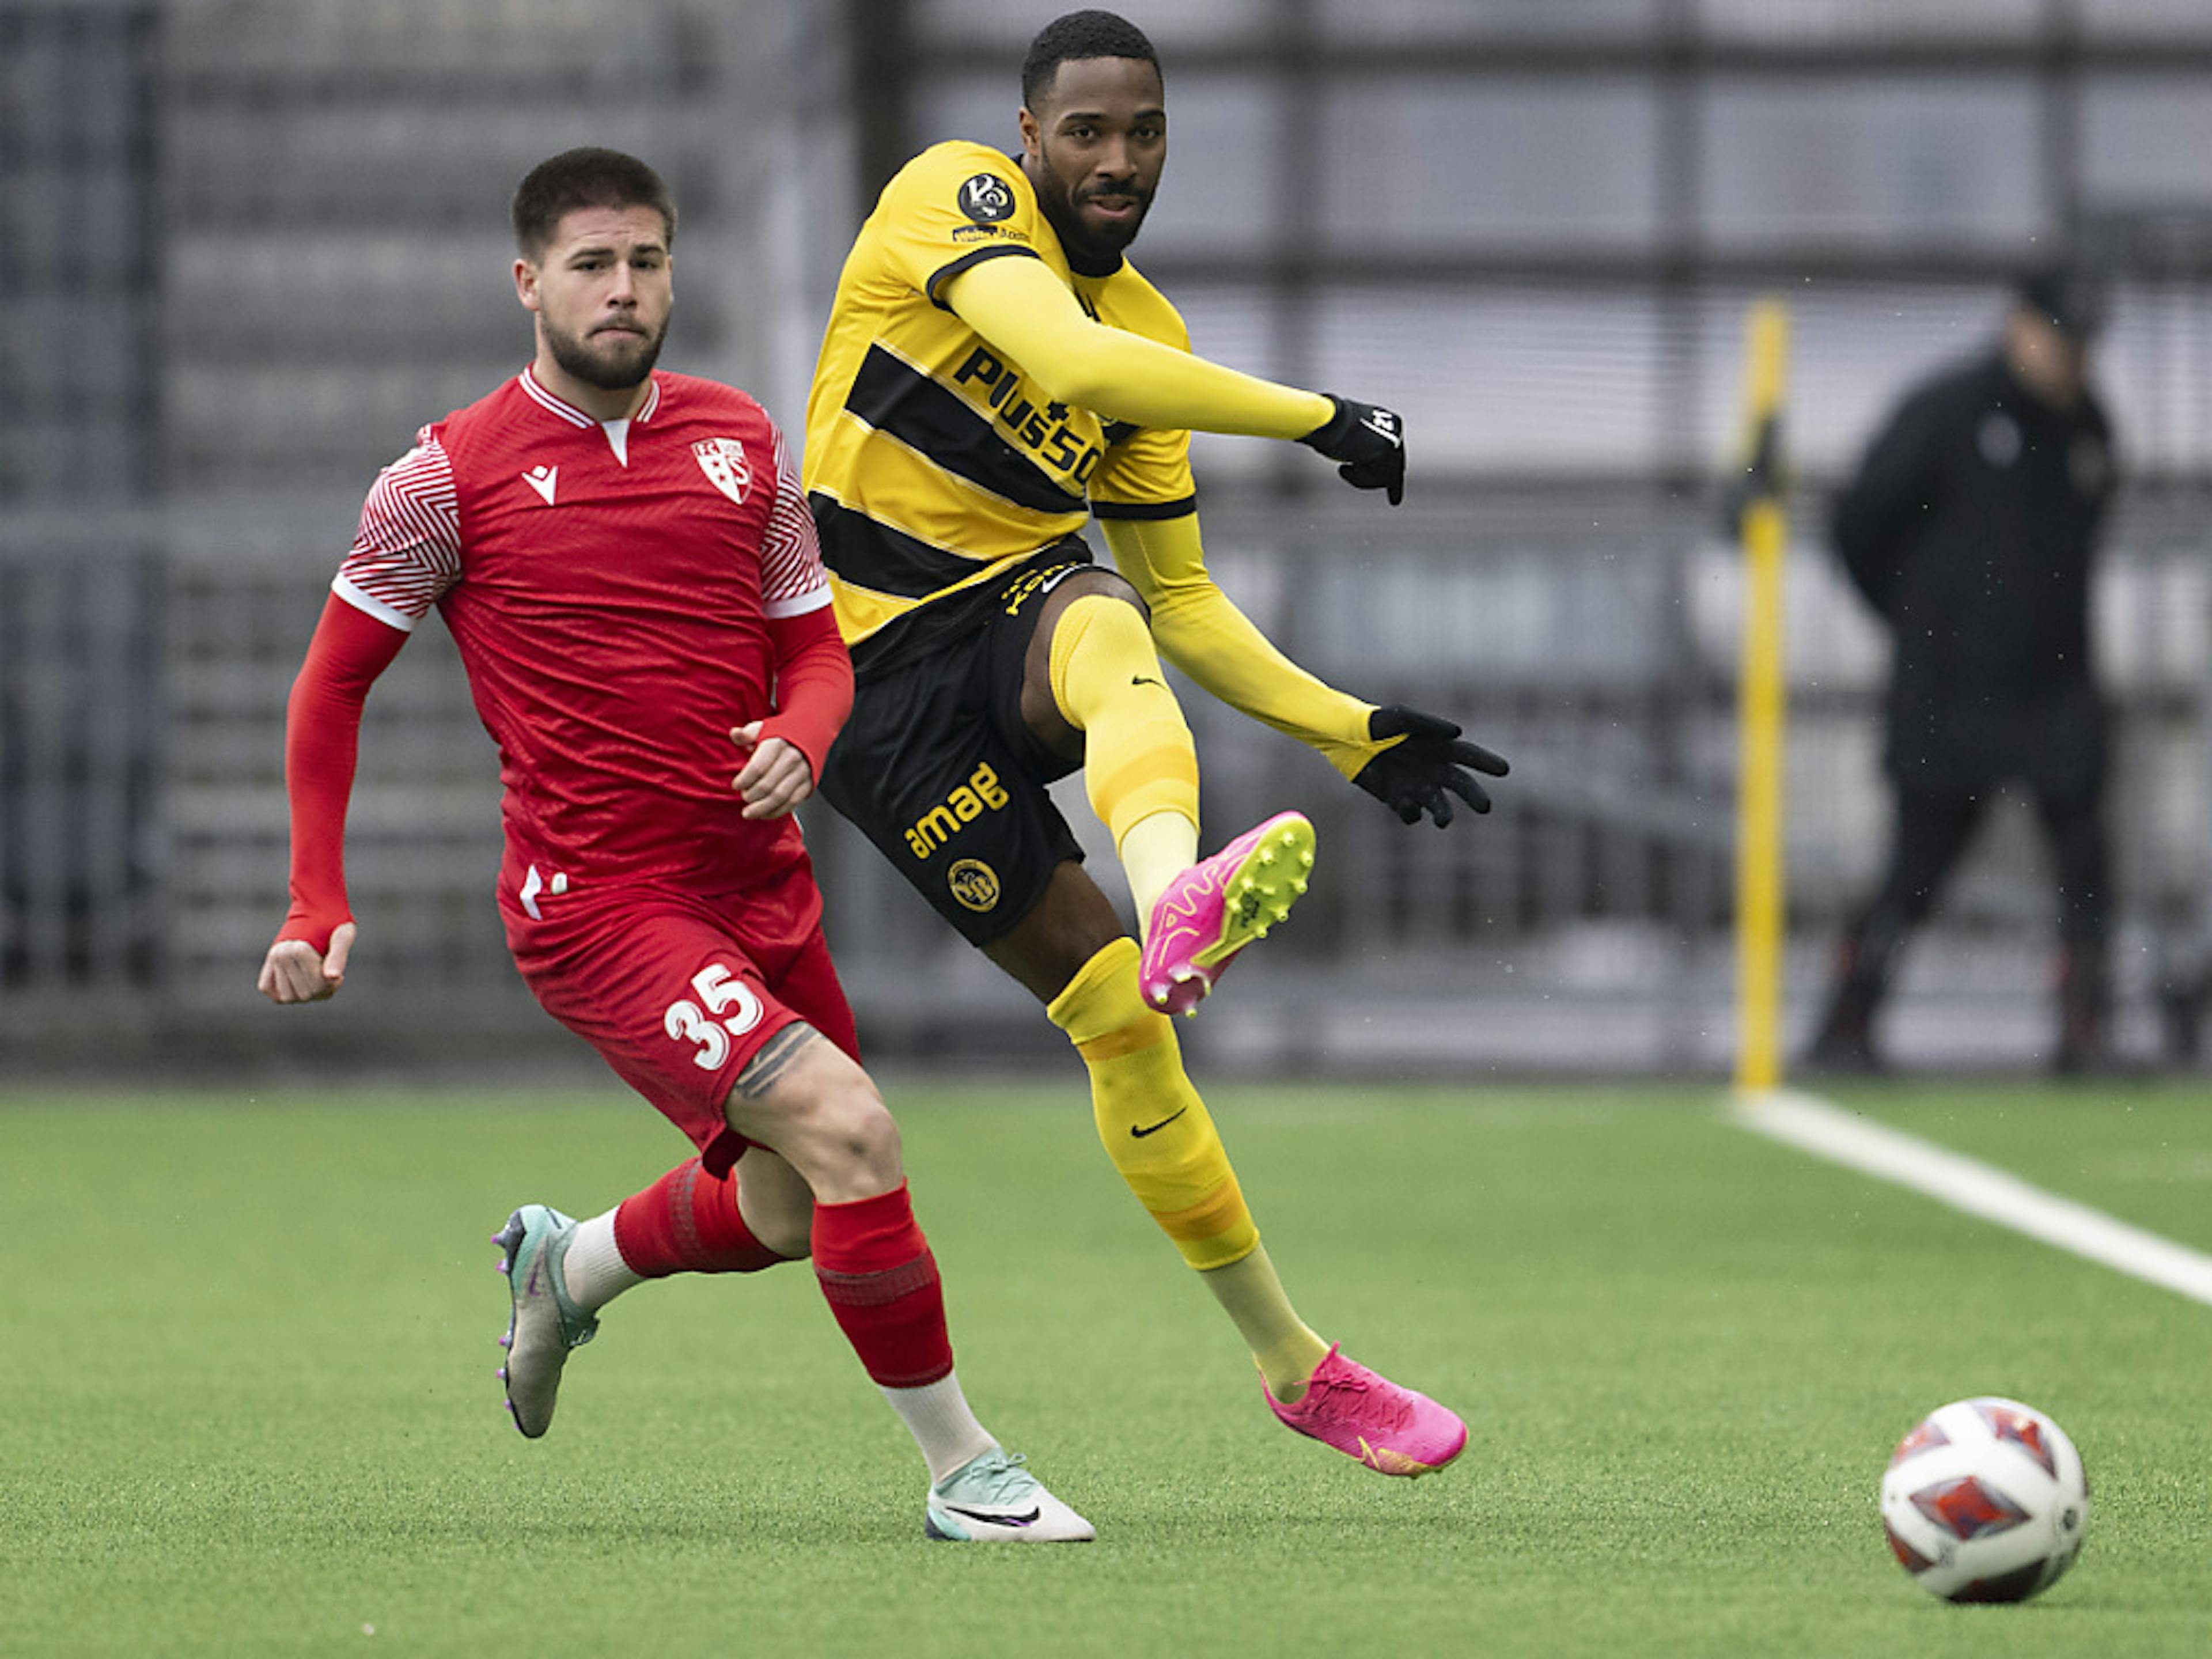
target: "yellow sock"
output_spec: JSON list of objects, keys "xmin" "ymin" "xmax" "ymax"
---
[
  {"xmin": 1047, "ymin": 937, "xmax": 1253, "ymax": 1269},
  {"xmin": 1047, "ymin": 595, "xmax": 1199, "ymax": 921},
  {"xmin": 1204, "ymin": 1246, "xmax": 1330, "ymax": 1401},
  {"xmin": 1048, "ymin": 938, "xmax": 1326, "ymax": 1393}
]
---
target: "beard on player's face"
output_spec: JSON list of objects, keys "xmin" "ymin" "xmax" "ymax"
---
[
  {"xmin": 543, "ymin": 313, "xmax": 667, "ymax": 391},
  {"xmin": 1036, "ymin": 144, "xmax": 1153, "ymax": 267}
]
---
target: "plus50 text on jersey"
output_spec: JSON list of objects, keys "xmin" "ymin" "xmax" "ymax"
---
[{"xmin": 952, "ymin": 349, "xmax": 1103, "ymax": 484}]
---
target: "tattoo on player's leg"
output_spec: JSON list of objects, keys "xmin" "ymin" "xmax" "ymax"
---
[{"xmin": 735, "ymin": 1023, "xmax": 819, "ymax": 1099}]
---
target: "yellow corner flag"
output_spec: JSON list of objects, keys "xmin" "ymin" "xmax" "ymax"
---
[{"xmin": 1733, "ymin": 300, "xmax": 1791, "ymax": 1094}]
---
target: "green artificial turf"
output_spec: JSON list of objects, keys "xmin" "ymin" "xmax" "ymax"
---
[
  {"xmin": 3, "ymin": 1080, "xmax": 2209, "ymax": 1657},
  {"xmin": 1819, "ymin": 1077, "xmax": 2212, "ymax": 1252}
]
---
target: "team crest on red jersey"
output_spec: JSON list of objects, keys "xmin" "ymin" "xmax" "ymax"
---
[{"xmin": 691, "ymin": 437, "xmax": 752, "ymax": 505}]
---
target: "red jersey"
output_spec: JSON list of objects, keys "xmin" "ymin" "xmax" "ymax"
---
[{"xmin": 335, "ymin": 368, "xmax": 830, "ymax": 888}]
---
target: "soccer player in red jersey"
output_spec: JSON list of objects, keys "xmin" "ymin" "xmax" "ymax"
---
[{"xmin": 258, "ymin": 148, "xmax": 1089, "ymax": 1543}]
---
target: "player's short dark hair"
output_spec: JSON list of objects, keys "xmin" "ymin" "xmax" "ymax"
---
[
  {"xmin": 510, "ymin": 147, "xmax": 677, "ymax": 258},
  {"xmin": 1021, "ymin": 9, "xmax": 1160, "ymax": 109}
]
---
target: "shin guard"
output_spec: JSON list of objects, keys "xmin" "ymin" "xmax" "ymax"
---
[
  {"xmin": 613, "ymin": 1156, "xmax": 791, "ymax": 1277},
  {"xmin": 812, "ymin": 1184, "xmax": 956, "ymax": 1389},
  {"xmin": 1047, "ymin": 937, "xmax": 1259, "ymax": 1271}
]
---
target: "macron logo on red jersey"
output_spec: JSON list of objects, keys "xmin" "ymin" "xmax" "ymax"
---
[{"xmin": 522, "ymin": 465, "xmax": 558, "ymax": 506}]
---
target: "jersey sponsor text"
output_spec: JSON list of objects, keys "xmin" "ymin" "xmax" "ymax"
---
[{"xmin": 905, "ymin": 762, "xmax": 1009, "ymax": 859}]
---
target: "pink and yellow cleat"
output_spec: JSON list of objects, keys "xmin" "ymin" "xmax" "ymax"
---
[
  {"xmin": 1266, "ymin": 1345, "xmax": 1468, "ymax": 1478},
  {"xmin": 1139, "ymin": 810, "xmax": 1316, "ymax": 1016}
]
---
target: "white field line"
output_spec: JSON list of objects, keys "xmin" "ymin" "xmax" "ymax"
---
[{"xmin": 1734, "ymin": 1088, "xmax": 2212, "ymax": 1308}]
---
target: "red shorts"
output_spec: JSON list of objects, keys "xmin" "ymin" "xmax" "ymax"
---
[{"xmin": 500, "ymin": 845, "xmax": 860, "ymax": 1176}]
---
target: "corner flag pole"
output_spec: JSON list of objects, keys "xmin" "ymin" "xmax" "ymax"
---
[{"xmin": 1733, "ymin": 300, "xmax": 1791, "ymax": 1094}]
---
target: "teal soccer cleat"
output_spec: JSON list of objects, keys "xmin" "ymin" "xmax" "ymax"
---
[
  {"xmin": 924, "ymin": 1448, "xmax": 1096, "ymax": 1543},
  {"xmin": 492, "ymin": 1204, "xmax": 599, "ymax": 1439}
]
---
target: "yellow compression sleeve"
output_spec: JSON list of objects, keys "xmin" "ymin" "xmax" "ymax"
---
[
  {"xmin": 1046, "ymin": 937, "xmax": 1260, "ymax": 1271},
  {"xmin": 1046, "ymin": 592, "xmax": 1199, "ymax": 853},
  {"xmin": 1101, "ymin": 514, "xmax": 1395, "ymax": 782},
  {"xmin": 944, "ymin": 254, "xmax": 1333, "ymax": 440}
]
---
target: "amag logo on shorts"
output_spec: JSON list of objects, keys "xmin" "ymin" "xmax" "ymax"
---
[{"xmin": 904, "ymin": 763, "xmax": 1009, "ymax": 859}]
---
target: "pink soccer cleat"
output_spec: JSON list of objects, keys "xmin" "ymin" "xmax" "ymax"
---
[
  {"xmin": 1139, "ymin": 810, "xmax": 1316, "ymax": 1016},
  {"xmin": 1265, "ymin": 1345, "xmax": 1468, "ymax": 1478}
]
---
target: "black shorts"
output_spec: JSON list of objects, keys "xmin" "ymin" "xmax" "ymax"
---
[{"xmin": 819, "ymin": 547, "xmax": 1096, "ymax": 946}]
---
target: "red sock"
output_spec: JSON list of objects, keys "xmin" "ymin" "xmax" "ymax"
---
[
  {"xmin": 613, "ymin": 1157, "xmax": 790, "ymax": 1277},
  {"xmin": 812, "ymin": 1183, "xmax": 955, "ymax": 1389}
]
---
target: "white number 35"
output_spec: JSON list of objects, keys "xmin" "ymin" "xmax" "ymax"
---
[{"xmin": 662, "ymin": 963, "xmax": 766, "ymax": 1071}]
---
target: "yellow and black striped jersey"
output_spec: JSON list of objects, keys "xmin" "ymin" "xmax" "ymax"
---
[{"xmin": 804, "ymin": 139, "xmax": 1196, "ymax": 673}]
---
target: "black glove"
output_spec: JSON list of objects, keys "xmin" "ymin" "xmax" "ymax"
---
[
  {"xmin": 1301, "ymin": 395, "xmax": 1406, "ymax": 505},
  {"xmin": 1351, "ymin": 705, "xmax": 1509, "ymax": 828}
]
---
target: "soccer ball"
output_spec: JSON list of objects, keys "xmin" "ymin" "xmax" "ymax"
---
[{"xmin": 1879, "ymin": 1397, "xmax": 2088, "ymax": 1604}]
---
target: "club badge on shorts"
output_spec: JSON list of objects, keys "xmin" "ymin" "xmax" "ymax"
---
[
  {"xmin": 692, "ymin": 437, "xmax": 752, "ymax": 505},
  {"xmin": 947, "ymin": 858, "xmax": 1000, "ymax": 914}
]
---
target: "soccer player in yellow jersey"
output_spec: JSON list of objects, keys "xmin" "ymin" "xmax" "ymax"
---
[{"xmin": 805, "ymin": 9, "xmax": 1506, "ymax": 1478}]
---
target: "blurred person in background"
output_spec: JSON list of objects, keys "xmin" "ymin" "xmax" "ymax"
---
[
  {"xmin": 257, "ymin": 147, "xmax": 1092, "ymax": 1542},
  {"xmin": 805, "ymin": 9, "xmax": 1505, "ymax": 1477},
  {"xmin": 1805, "ymin": 262, "xmax": 2120, "ymax": 1077}
]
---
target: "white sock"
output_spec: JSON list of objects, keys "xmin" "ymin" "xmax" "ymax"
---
[
  {"xmin": 880, "ymin": 1370, "xmax": 997, "ymax": 1484},
  {"xmin": 560, "ymin": 1210, "xmax": 645, "ymax": 1312}
]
